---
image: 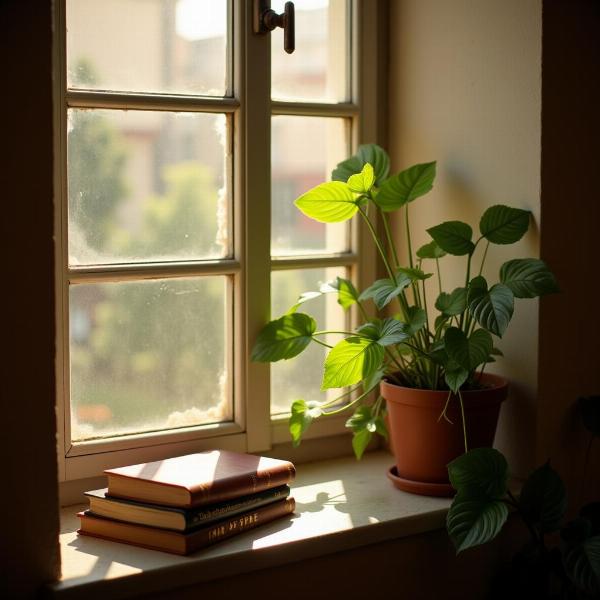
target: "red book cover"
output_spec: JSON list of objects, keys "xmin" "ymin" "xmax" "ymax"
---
[{"xmin": 105, "ymin": 450, "xmax": 296, "ymax": 508}]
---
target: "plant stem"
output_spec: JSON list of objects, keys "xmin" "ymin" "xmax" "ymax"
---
[
  {"xmin": 321, "ymin": 385, "xmax": 375, "ymax": 416},
  {"xmin": 319, "ymin": 384, "xmax": 362, "ymax": 408},
  {"xmin": 405, "ymin": 204, "xmax": 414, "ymax": 269},
  {"xmin": 380, "ymin": 208, "xmax": 400, "ymax": 268},
  {"xmin": 458, "ymin": 390, "xmax": 469, "ymax": 453},
  {"xmin": 507, "ymin": 489, "xmax": 543, "ymax": 547},
  {"xmin": 385, "ymin": 347, "xmax": 404, "ymax": 372},
  {"xmin": 478, "ymin": 240, "xmax": 490, "ymax": 277},
  {"xmin": 358, "ymin": 205, "xmax": 396, "ymax": 282},
  {"xmin": 459, "ymin": 253, "xmax": 473, "ymax": 330},
  {"xmin": 312, "ymin": 337, "xmax": 333, "ymax": 349},
  {"xmin": 435, "ymin": 257, "xmax": 442, "ymax": 295},
  {"xmin": 313, "ymin": 330, "xmax": 360, "ymax": 337}
]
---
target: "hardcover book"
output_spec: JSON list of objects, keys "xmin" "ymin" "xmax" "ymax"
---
[
  {"xmin": 105, "ymin": 450, "xmax": 295, "ymax": 508},
  {"xmin": 78, "ymin": 497, "xmax": 296, "ymax": 555},
  {"xmin": 85, "ymin": 485, "xmax": 291, "ymax": 531}
]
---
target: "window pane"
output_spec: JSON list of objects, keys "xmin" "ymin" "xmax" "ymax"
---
[
  {"xmin": 67, "ymin": 0, "xmax": 229, "ymax": 96},
  {"xmin": 69, "ymin": 277, "xmax": 229, "ymax": 441},
  {"xmin": 271, "ymin": 267, "xmax": 346, "ymax": 415},
  {"xmin": 68, "ymin": 109, "xmax": 229, "ymax": 266},
  {"xmin": 271, "ymin": 0, "xmax": 349, "ymax": 102},
  {"xmin": 271, "ymin": 116, "xmax": 349, "ymax": 256}
]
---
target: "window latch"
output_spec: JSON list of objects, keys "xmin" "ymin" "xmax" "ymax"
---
[{"xmin": 253, "ymin": 0, "xmax": 295, "ymax": 54}]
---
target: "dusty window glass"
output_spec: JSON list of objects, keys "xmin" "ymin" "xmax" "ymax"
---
[
  {"xmin": 271, "ymin": 0, "xmax": 349, "ymax": 102},
  {"xmin": 67, "ymin": 109, "xmax": 229, "ymax": 266},
  {"xmin": 70, "ymin": 276, "xmax": 230, "ymax": 441},
  {"xmin": 67, "ymin": 0, "xmax": 229, "ymax": 96},
  {"xmin": 271, "ymin": 115, "xmax": 349, "ymax": 256}
]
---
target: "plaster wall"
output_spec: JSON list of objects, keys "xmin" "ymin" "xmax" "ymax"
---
[{"xmin": 387, "ymin": 0, "xmax": 542, "ymax": 477}]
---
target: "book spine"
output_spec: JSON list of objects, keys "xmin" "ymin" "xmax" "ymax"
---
[
  {"xmin": 185, "ymin": 486, "xmax": 290, "ymax": 529},
  {"xmin": 189, "ymin": 462, "xmax": 296, "ymax": 507},
  {"xmin": 187, "ymin": 497, "xmax": 295, "ymax": 553}
]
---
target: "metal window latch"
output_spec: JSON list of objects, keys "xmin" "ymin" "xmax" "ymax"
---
[{"xmin": 253, "ymin": 0, "xmax": 295, "ymax": 54}]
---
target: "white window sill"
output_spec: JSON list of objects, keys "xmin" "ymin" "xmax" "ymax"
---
[{"xmin": 50, "ymin": 451, "xmax": 452, "ymax": 599}]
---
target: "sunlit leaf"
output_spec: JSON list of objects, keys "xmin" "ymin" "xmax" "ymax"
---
[
  {"xmin": 347, "ymin": 163, "xmax": 375, "ymax": 194},
  {"xmin": 322, "ymin": 337, "xmax": 385, "ymax": 390},
  {"xmin": 332, "ymin": 144, "xmax": 390, "ymax": 186},
  {"xmin": 295, "ymin": 181, "xmax": 358, "ymax": 223}
]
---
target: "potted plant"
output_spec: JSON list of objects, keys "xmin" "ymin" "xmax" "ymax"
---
[{"xmin": 252, "ymin": 144, "xmax": 558, "ymax": 496}]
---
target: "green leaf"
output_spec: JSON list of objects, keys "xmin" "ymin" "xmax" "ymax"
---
[
  {"xmin": 322, "ymin": 337, "xmax": 385, "ymax": 390},
  {"xmin": 434, "ymin": 314, "xmax": 449, "ymax": 332},
  {"xmin": 444, "ymin": 364, "xmax": 469, "ymax": 393},
  {"xmin": 352, "ymin": 428, "xmax": 373, "ymax": 460},
  {"xmin": 357, "ymin": 318, "xmax": 409, "ymax": 346},
  {"xmin": 519, "ymin": 462, "xmax": 567, "ymax": 533},
  {"xmin": 294, "ymin": 181, "xmax": 358, "ymax": 223},
  {"xmin": 427, "ymin": 221, "xmax": 475, "ymax": 256},
  {"xmin": 435, "ymin": 287, "xmax": 467, "ymax": 316},
  {"xmin": 320, "ymin": 277, "xmax": 360, "ymax": 311},
  {"xmin": 402, "ymin": 306, "xmax": 427, "ymax": 335},
  {"xmin": 447, "ymin": 492, "xmax": 509, "ymax": 553},
  {"xmin": 289, "ymin": 399, "xmax": 315, "ymax": 447},
  {"xmin": 499, "ymin": 258, "xmax": 559, "ymax": 298},
  {"xmin": 416, "ymin": 240, "xmax": 447, "ymax": 259},
  {"xmin": 358, "ymin": 273, "xmax": 412, "ymax": 309},
  {"xmin": 332, "ymin": 144, "xmax": 390, "ymax": 187},
  {"xmin": 445, "ymin": 327, "xmax": 493, "ymax": 371},
  {"xmin": 347, "ymin": 163, "xmax": 375, "ymax": 194},
  {"xmin": 563, "ymin": 536, "xmax": 600, "ymax": 596},
  {"xmin": 346, "ymin": 405, "xmax": 373, "ymax": 431},
  {"xmin": 467, "ymin": 276, "xmax": 514, "ymax": 337},
  {"xmin": 579, "ymin": 396, "xmax": 600, "ymax": 437},
  {"xmin": 374, "ymin": 161, "xmax": 437, "ymax": 212},
  {"xmin": 396, "ymin": 266, "xmax": 433, "ymax": 281},
  {"xmin": 251, "ymin": 313, "xmax": 316, "ymax": 362},
  {"xmin": 362, "ymin": 369, "xmax": 385, "ymax": 394},
  {"xmin": 448, "ymin": 448, "xmax": 509, "ymax": 498},
  {"xmin": 479, "ymin": 205, "xmax": 530, "ymax": 245}
]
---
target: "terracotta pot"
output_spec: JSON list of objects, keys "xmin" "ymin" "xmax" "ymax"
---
[{"xmin": 380, "ymin": 373, "xmax": 508, "ymax": 497}]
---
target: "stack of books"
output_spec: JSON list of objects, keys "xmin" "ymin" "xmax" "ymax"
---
[{"xmin": 77, "ymin": 450, "xmax": 296, "ymax": 555}]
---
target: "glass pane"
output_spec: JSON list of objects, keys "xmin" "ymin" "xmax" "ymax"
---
[
  {"xmin": 271, "ymin": 0, "xmax": 349, "ymax": 102},
  {"xmin": 67, "ymin": 0, "xmax": 229, "ymax": 96},
  {"xmin": 70, "ymin": 277, "xmax": 229, "ymax": 440},
  {"xmin": 68, "ymin": 109, "xmax": 229, "ymax": 266},
  {"xmin": 271, "ymin": 267, "xmax": 346, "ymax": 415},
  {"xmin": 272, "ymin": 116, "xmax": 348, "ymax": 256}
]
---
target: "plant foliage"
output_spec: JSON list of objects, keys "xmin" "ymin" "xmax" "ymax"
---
[{"xmin": 251, "ymin": 144, "xmax": 558, "ymax": 456}]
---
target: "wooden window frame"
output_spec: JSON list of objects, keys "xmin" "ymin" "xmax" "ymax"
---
[{"xmin": 53, "ymin": 0, "xmax": 385, "ymax": 485}]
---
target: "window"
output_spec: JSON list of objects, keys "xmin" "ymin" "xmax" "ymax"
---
[{"xmin": 54, "ymin": 0, "xmax": 382, "ymax": 482}]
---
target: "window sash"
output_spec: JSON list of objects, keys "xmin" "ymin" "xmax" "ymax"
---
[{"xmin": 54, "ymin": 0, "xmax": 381, "ymax": 482}]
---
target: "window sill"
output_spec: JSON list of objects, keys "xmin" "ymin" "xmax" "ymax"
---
[{"xmin": 50, "ymin": 451, "xmax": 452, "ymax": 599}]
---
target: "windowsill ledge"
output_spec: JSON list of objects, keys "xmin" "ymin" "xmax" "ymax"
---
[{"xmin": 50, "ymin": 451, "xmax": 452, "ymax": 599}]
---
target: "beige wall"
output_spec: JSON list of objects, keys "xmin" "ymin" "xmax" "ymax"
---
[{"xmin": 388, "ymin": 0, "xmax": 542, "ymax": 476}]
